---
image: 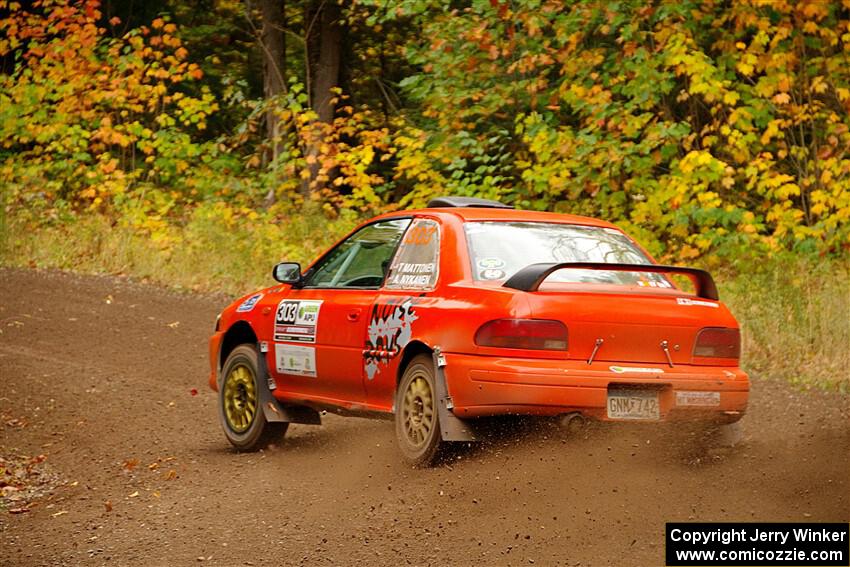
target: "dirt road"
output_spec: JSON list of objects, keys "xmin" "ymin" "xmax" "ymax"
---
[{"xmin": 1, "ymin": 268, "xmax": 848, "ymax": 567}]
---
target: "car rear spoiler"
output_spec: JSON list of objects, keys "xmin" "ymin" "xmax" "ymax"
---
[{"xmin": 503, "ymin": 262, "xmax": 720, "ymax": 300}]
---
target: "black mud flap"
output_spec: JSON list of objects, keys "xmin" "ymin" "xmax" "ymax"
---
[
  {"xmin": 256, "ymin": 345, "xmax": 322, "ymax": 425},
  {"xmin": 432, "ymin": 348, "xmax": 476, "ymax": 442}
]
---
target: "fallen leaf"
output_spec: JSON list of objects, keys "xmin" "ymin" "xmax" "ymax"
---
[
  {"xmin": 164, "ymin": 469, "xmax": 177, "ymax": 481},
  {"xmin": 166, "ymin": 321, "xmax": 180, "ymax": 328},
  {"xmin": 122, "ymin": 458, "xmax": 139, "ymax": 472},
  {"xmin": 104, "ymin": 501, "xmax": 112, "ymax": 512}
]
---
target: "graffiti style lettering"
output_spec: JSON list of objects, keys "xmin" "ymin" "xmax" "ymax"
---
[{"xmin": 364, "ymin": 297, "xmax": 419, "ymax": 380}]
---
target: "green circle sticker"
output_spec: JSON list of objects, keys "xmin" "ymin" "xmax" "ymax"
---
[{"xmin": 478, "ymin": 257, "xmax": 505, "ymax": 269}]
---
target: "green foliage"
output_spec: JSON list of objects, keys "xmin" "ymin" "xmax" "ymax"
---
[
  {"xmin": 369, "ymin": 0, "xmax": 850, "ymax": 259},
  {"xmin": 3, "ymin": 0, "xmax": 849, "ymax": 261},
  {"xmin": 0, "ymin": 0, "xmax": 238, "ymax": 217}
]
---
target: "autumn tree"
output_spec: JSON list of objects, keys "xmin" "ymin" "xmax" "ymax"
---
[
  {"xmin": 3, "ymin": 0, "xmax": 849, "ymax": 257},
  {"xmin": 367, "ymin": 0, "xmax": 850, "ymax": 256}
]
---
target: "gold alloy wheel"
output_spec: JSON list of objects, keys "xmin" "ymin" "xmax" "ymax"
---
[
  {"xmin": 223, "ymin": 364, "xmax": 257, "ymax": 433},
  {"xmin": 401, "ymin": 375, "xmax": 434, "ymax": 446}
]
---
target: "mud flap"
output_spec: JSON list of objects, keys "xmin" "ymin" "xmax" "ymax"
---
[
  {"xmin": 256, "ymin": 345, "xmax": 322, "ymax": 425},
  {"xmin": 432, "ymin": 348, "xmax": 476, "ymax": 441}
]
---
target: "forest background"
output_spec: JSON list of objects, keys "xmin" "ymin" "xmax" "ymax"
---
[{"xmin": 0, "ymin": 0, "xmax": 847, "ymax": 387}]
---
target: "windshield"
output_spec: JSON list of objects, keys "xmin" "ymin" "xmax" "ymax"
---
[{"xmin": 464, "ymin": 222, "xmax": 672, "ymax": 288}]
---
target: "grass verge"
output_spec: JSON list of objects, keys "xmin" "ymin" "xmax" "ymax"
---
[
  {"xmin": 719, "ymin": 256, "xmax": 849, "ymax": 392},
  {"xmin": 0, "ymin": 205, "xmax": 356, "ymax": 294}
]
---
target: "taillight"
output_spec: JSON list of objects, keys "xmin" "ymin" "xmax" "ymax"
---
[
  {"xmin": 693, "ymin": 328, "xmax": 740, "ymax": 359},
  {"xmin": 475, "ymin": 319, "xmax": 568, "ymax": 351}
]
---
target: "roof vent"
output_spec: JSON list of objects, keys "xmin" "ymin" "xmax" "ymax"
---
[{"xmin": 426, "ymin": 196, "xmax": 514, "ymax": 209}]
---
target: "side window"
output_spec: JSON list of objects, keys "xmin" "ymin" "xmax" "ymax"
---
[
  {"xmin": 385, "ymin": 218, "xmax": 440, "ymax": 291},
  {"xmin": 304, "ymin": 219, "xmax": 411, "ymax": 288}
]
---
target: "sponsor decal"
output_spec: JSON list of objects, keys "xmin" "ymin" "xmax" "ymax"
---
[
  {"xmin": 275, "ymin": 344, "xmax": 317, "ymax": 377},
  {"xmin": 477, "ymin": 257, "xmax": 506, "ymax": 269},
  {"xmin": 274, "ymin": 299, "xmax": 323, "ymax": 343},
  {"xmin": 637, "ymin": 279, "xmax": 673, "ymax": 289},
  {"xmin": 609, "ymin": 365, "xmax": 665, "ymax": 374},
  {"xmin": 236, "ymin": 293, "xmax": 263, "ymax": 313},
  {"xmin": 675, "ymin": 390, "xmax": 721, "ymax": 407},
  {"xmin": 364, "ymin": 297, "xmax": 419, "ymax": 380},
  {"xmin": 480, "ymin": 268, "xmax": 506, "ymax": 280},
  {"xmin": 676, "ymin": 297, "xmax": 719, "ymax": 308}
]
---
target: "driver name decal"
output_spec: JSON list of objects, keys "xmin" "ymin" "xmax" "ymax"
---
[
  {"xmin": 386, "ymin": 263, "xmax": 435, "ymax": 288},
  {"xmin": 274, "ymin": 299, "xmax": 323, "ymax": 343},
  {"xmin": 364, "ymin": 297, "xmax": 419, "ymax": 380},
  {"xmin": 386, "ymin": 218, "xmax": 440, "ymax": 290}
]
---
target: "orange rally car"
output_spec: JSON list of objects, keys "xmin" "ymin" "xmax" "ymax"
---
[{"xmin": 208, "ymin": 197, "xmax": 748, "ymax": 466}]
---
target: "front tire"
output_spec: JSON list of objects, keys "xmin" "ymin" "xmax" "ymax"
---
[
  {"xmin": 218, "ymin": 344, "xmax": 288, "ymax": 450},
  {"xmin": 395, "ymin": 354, "xmax": 446, "ymax": 467}
]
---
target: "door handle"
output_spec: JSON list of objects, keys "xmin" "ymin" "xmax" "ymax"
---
[{"xmin": 347, "ymin": 309, "xmax": 361, "ymax": 322}]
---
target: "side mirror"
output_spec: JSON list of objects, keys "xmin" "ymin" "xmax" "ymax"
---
[{"xmin": 272, "ymin": 262, "xmax": 302, "ymax": 284}]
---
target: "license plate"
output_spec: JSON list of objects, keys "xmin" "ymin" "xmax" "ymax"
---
[{"xmin": 607, "ymin": 390, "xmax": 660, "ymax": 420}]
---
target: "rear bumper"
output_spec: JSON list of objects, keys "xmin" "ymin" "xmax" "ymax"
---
[{"xmin": 444, "ymin": 353, "xmax": 749, "ymax": 422}]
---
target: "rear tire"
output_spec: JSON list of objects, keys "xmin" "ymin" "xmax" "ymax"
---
[
  {"xmin": 218, "ymin": 344, "xmax": 288, "ymax": 451},
  {"xmin": 395, "ymin": 354, "xmax": 446, "ymax": 467}
]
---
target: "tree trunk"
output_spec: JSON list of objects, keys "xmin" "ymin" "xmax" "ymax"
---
[
  {"xmin": 311, "ymin": 1, "xmax": 341, "ymax": 124},
  {"xmin": 300, "ymin": 0, "xmax": 342, "ymax": 197},
  {"xmin": 260, "ymin": 0, "xmax": 286, "ymax": 162}
]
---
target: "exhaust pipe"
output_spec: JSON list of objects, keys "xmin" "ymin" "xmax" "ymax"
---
[{"xmin": 558, "ymin": 412, "xmax": 587, "ymax": 434}]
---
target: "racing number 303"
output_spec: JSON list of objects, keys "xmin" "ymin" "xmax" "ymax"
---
[
  {"xmin": 404, "ymin": 224, "xmax": 436, "ymax": 246},
  {"xmin": 277, "ymin": 301, "xmax": 298, "ymax": 324}
]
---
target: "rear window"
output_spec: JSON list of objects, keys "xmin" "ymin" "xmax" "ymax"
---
[{"xmin": 464, "ymin": 222, "xmax": 672, "ymax": 288}]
